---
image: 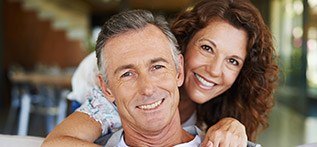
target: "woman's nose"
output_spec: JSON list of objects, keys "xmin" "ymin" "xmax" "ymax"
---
[{"xmin": 208, "ymin": 59, "xmax": 223, "ymax": 77}]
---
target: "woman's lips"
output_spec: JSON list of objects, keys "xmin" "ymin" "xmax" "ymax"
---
[{"xmin": 194, "ymin": 73, "xmax": 215, "ymax": 89}]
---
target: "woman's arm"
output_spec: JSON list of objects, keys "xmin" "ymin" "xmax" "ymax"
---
[
  {"xmin": 42, "ymin": 111, "xmax": 102, "ymax": 147},
  {"xmin": 201, "ymin": 117, "xmax": 247, "ymax": 147},
  {"xmin": 43, "ymin": 87, "xmax": 122, "ymax": 146}
]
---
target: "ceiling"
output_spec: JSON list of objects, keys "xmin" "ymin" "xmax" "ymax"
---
[{"xmin": 84, "ymin": 0, "xmax": 196, "ymax": 13}]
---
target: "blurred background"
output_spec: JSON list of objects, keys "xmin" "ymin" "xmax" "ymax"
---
[{"xmin": 0, "ymin": 0, "xmax": 317, "ymax": 146}]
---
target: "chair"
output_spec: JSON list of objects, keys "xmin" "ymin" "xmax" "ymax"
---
[
  {"xmin": 0, "ymin": 134, "xmax": 44, "ymax": 147},
  {"xmin": 6, "ymin": 66, "xmax": 70, "ymax": 136}
]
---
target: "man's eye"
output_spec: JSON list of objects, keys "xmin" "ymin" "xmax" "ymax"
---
[
  {"xmin": 152, "ymin": 65, "xmax": 165, "ymax": 70},
  {"xmin": 201, "ymin": 45, "xmax": 214, "ymax": 53},
  {"xmin": 228, "ymin": 58, "xmax": 239, "ymax": 66},
  {"xmin": 121, "ymin": 72, "xmax": 133, "ymax": 78}
]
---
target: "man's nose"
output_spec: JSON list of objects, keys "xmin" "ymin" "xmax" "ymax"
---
[{"xmin": 138, "ymin": 75, "xmax": 155, "ymax": 96}]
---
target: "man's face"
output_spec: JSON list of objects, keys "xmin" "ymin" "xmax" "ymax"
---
[{"xmin": 101, "ymin": 24, "xmax": 184, "ymax": 132}]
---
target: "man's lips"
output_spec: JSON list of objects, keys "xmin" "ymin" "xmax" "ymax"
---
[{"xmin": 137, "ymin": 99, "xmax": 164, "ymax": 110}]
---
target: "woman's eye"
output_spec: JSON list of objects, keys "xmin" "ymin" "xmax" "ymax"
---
[
  {"xmin": 201, "ymin": 45, "xmax": 213, "ymax": 53},
  {"xmin": 228, "ymin": 58, "xmax": 239, "ymax": 66},
  {"xmin": 121, "ymin": 72, "xmax": 133, "ymax": 78}
]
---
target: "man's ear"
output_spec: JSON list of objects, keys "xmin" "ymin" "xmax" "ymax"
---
[
  {"xmin": 98, "ymin": 74, "xmax": 115, "ymax": 102},
  {"xmin": 176, "ymin": 54, "xmax": 184, "ymax": 87}
]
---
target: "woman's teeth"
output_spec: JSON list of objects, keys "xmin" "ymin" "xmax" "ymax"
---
[
  {"xmin": 139, "ymin": 99, "xmax": 163, "ymax": 110},
  {"xmin": 195, "ymin": 73, "xmax": 215, "ymax": 87}
]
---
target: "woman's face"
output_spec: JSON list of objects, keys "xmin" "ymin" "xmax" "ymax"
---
[{"xmin": 183, "ymin": 20, "xmax": 248, "ymax": 104}]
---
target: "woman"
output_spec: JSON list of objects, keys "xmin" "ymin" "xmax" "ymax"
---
[
  {"xmin": 172, "ymin": 0, "xmax": 278, "ymax": 142},
  {"xmin": 43, "ymin": 0, "xmax": 278, "ymax": 146}
]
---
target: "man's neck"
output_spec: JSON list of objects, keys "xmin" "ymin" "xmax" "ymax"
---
[
  {"xmin": 122, "ymin": 111, "xmax": 194, "ymax": 146},
  {"xmin": 179, "ymin": 86, "xmax": 197, "ymax": 124}
]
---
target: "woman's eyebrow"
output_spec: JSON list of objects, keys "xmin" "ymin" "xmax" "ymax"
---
[{"xmin": 198, "ymin": 38, "xmax": 217, "ymax": 48}]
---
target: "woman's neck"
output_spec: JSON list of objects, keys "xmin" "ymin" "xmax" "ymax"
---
[
  {"xmin": 123, "ymin": 110, "xmax": 194, "ymax": 146},
  {"xmin": 179, "ymin": 86, "xmax": 197, "ymax": 124}
]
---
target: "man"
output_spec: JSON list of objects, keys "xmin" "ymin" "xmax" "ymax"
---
[
  {"xmin": 43, "ymin": 9, "xmax": 261, "ymax": 147},
  {"xmin": 94, "ymin": 9, "xmax": 202, "ymax": 146}
]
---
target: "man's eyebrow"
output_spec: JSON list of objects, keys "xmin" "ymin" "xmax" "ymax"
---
[
  {"xmin": 113, "ymin": 57, "xmax": 170, "ymax": 75},
  {"xmin": 114, "ymin": 64, "xmax": 134, "ymax": 75},
  {"xmin": 150, "ymin": 57, "xmax": 169, "ymax": 65}
]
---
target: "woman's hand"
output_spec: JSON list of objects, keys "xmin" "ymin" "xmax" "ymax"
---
[{"xmin": 201, "ymin": 117, "xmax": 247, "ymax": 147}]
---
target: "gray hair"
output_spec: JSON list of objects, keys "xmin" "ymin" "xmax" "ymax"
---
[{"xmin": 95, "ymin": 9, "xmax": 180, "ymax": 84}]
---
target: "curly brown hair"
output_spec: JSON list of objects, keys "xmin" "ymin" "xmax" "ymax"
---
[{"xmin": 171, "ymin": 0, "xmax": 279, "ymax": 141}]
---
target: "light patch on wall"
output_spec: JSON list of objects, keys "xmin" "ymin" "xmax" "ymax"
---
[
  {"xmin": 308, "ymin": 0, "xmax": 317, "ymax": 8},
  {"xmin": 293, "ymin": 0, "xmax": 304, "ymax": 15},
  {"xmin": 292, "ymin": 26, "xmax": 303, "ymax": 38}
]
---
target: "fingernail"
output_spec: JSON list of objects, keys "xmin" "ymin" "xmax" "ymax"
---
[{"xmin": 206, "ymin": 141, "xmax": 213, "ymax": 147}]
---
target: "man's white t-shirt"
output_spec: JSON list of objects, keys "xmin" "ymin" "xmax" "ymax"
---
[{"xmin": 117, "ymin": 134, "xmax": 201, "ymax": 147}]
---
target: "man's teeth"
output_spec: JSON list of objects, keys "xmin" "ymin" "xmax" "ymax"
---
[
  {"xmin": 139, "ymin": 100, "xmax": 163, "ymax": 110},
  {"xmin": 195, "ymin": 73, "xmax": 215, "ymax": 87}
]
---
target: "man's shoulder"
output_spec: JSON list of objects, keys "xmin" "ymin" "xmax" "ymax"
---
[
  {"xmin": 101, "ymin": 126, "xmax": 204, "ymax": 147},
  {"xmin": 96, "ymin": 129, "xmax": 124, "ymax": 146}
]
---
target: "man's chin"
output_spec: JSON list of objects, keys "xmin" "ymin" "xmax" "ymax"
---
[{"xmin": 140, "ymin": 120, "xmax": 168, "ymax": 132}]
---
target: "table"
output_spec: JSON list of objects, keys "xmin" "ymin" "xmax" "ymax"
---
[{"xmin": 7, "ymin": 70, "xmax": 72, "ymax": 136}]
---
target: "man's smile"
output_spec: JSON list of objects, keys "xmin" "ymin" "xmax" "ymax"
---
[{"xmin": 137, "ymin": 99, "xmax": 165, "ymax": 110}]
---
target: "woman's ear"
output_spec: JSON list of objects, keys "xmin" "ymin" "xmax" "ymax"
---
[
  {"xmin": 98, "ymin": 74, "xmax": 115, "ymax": 102},
  {"xmin": 176, "ymin": 54, "xmax": 184, "ymax": 87}
]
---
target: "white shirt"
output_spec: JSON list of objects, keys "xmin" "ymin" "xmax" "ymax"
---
[
  {"xmin": 117, "ymin": 134, "xmax": 201, "ymax": 147},
  {"xmin": 104, "ymin": 126, "xmax": 203, "ymax": 146}
]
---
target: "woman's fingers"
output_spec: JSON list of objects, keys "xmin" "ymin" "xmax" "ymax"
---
[{"xmin": 202, "ymin": 117, "xmax": 248, "ymax": 147}]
